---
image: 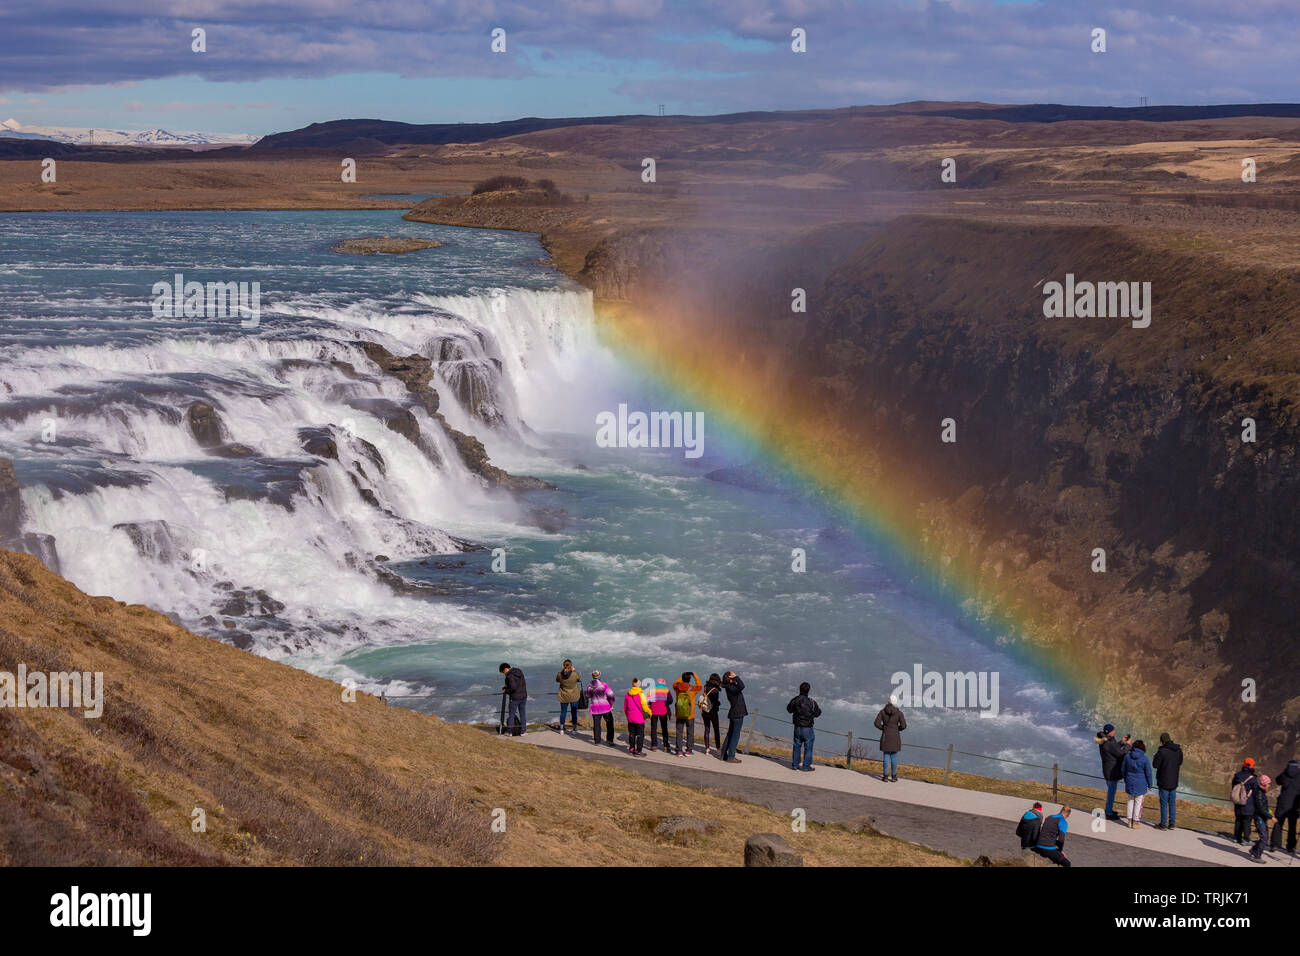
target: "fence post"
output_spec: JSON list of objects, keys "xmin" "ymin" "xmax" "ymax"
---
[
  {"xmin": 943, "ymin": 743, "xmax": 953, "ymax": 786},
  {"xmin": 744, "ymin": 711, "xmax": 758, "ymax": 755},
  {"xmin": 846, "ymin": 731, "xmax": 853, "ymax": 769},
  {"xmin": 1052, "ymin": 763, "xmax": 1059, "ymax": 803}
]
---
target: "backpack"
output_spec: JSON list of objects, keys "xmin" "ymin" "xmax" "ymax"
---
[
  {"xmin": 675, "ymin": 690, "xmax": 693, "ymax": 719},
  {"xmin": 697, "ymin": 690, "xmax": 712, "ymax": 714},
  {"xmin": 1231, "ymin": 775, "xmax": 1255, "ymax": 806}
]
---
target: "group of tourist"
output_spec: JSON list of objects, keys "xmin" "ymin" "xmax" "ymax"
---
[
  {"xmin": 503, "ymin": 662, "xmax": 1299, "ymax": 866},
  {"xmin": 1016, "ymin": 725, "xmax": 1300, "ymax": 866},
  {"xmin": 500, "ymin": 660, "xmax": 908, "ymax": 775}
]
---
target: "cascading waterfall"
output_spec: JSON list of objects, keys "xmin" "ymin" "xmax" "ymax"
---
[{"xmin": 0, "ymin": 283, "xmax": 613, "ymax": 684}]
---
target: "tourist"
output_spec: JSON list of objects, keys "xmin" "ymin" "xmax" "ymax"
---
[
  {"xmin": 499, "ymin": 662, "xmax": 527, "ymax": 736},
  {"xmin": 555, "ymin": 659, "xmax": 581, "ymax": 734},
  {"xmin": 1248, "ymin": 775, "xmax": 1273, "ymax": 862},
  {"xmin": 1151, "ymin": 733, "xmax": 1183, "ymax": 830},
  {"xmin": 1122, "ymin": 739, "xmax": 1153, "ymax": 828},
  {"xmin": 874, "ymin": 694, "xmax": 907, "ymax": 782},
  {"xmin": 1016, "ymin": 802, "xmax": 1044, "ymax": 849},
  {"xmin": 721, "ymin": 671, "xmax": 747, "ymax": 763},
  {"xmin": 648, "ymin": 677, "xmax": 672, "ymax": 751},
  {"xmin": 1094, "ymin": 724, "xmax": 1131, "ymax": 820},
  {"xmin": 700, "ymin": 674, "xmax": 723, "ymax": 756},
  {"xmin": 623, "ymin": 678, "xmax": 651, "ymax": 755},
  {"xmin": 786, "ymin": 681, "xmax": 822, "ymax": 772},
  {"xmin": 1032, "ymin": 806, "xmax": 1072, "ymax": 867},
  {"xmin": 672, "ymin": 671, "xmax": 702, "ymax": 756},
  {"xmin": 1269, "ymin": 758, "xmax": 1299, "ymax": 854},
  {"xmin": 1232, "ymin": 758, "xmax": 1259, "ymax": 844},
  {"xmin": 586, "ymin": 670, "xmax": 615, "ymax": 746}
]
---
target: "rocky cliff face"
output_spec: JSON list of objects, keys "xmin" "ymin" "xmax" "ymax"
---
[{"xmin": 805, "ymin": 221, "xmax": 1300, "ymax": 768}]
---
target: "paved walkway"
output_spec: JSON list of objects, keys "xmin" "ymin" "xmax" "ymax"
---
[{"xmin": 505, "ymin": 729, "xmax": 1295, "ymax": 868}]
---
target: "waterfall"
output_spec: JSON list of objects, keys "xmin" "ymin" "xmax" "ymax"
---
[{"xmin": 0, "ymin": 285, "xmax": 612, "ymax": 666}]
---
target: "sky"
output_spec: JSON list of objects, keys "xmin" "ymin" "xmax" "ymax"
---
[{"xmin": 0, "ymin": 0, "xmax": 1298, "ymax": 136}]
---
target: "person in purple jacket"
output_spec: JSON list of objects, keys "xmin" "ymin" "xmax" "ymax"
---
[{"xmin": 586, "ymin": 670, "xmax": 615, "ymax": 746}]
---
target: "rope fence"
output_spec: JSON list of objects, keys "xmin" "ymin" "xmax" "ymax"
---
[{"xmin": 379, "ymin": 689, "xmax": 1240, "ymax": 825}]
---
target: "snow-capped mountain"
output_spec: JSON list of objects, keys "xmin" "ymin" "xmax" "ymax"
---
[{"xmin": 0, "ymin": 118, "xmax": 260, "ymax": 146}]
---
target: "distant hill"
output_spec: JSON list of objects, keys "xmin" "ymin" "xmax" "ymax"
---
[{"xmin": 253, "ymin": 102, "xmax": 1300, "ymax": 150}]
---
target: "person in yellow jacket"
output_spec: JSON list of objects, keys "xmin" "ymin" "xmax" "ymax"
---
[
  {"xmin": 623, "ymin": 679, "xmax": 652, "ymax": 755},
  {"xmin": 671, "ymin": 671, "xmax": 703, "ymax": 756}
]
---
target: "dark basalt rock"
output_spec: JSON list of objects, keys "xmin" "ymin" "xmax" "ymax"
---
[
  {"xmin": 298, "ymin": 427, "xmax": 339, "ymax": 460},
  {"xmin": 186, "ymin": 402, "xmax": 226, "ymax": 449},
  {"xmin": 209, "ymin": 443, "xmax": 258, "ymax": 459},
  {"xmin": 0, "ymin": 457, "xmax": 22, "ymax": 540}
]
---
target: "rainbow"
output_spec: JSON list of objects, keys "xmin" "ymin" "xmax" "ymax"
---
[{"xmin": 594, "ymin": 299, "xmax": 1111, "ymax": 725}]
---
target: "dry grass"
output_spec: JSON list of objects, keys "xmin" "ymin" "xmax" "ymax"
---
[{"xmin": 0, "ymin": 549, "xmax": 955, "ymax": 866}]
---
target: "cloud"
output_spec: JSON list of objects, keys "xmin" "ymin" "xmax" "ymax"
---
[{"xmin": 1, "ymin": 0, "xmax": 1299, "ymax": 110}]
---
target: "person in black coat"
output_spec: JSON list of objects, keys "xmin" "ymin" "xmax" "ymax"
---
[
  {"xmin": 786, "ymin": 682, "xmax": 822, "ymax": 772},
  {"xmin": 1094, "ymin": 724, "xmax": 1131, "ymax": 820},
  {"xmin": 1151, "ymin": 733, "xmax": 1183, "ymax": 830},
  {"xmin": 1270, "ymin": 758, "xmax": 1300, "ymax": 853},
  {"xmin": 1016, "ymin": 803, "xmax": 1043, "ymax": 849},
  {"xmin": 499, "ymin": 662, "xmax": 527, "ymax": 736},
  {"xmin": 720, "ymin": 672, "xmax": 747, "ymax": 763},
  {"xmin": 1231, "ymin": 760, "xmax": 1258, "ymax": 844}
]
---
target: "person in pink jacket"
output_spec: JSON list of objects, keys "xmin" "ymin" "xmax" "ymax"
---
[
  {"xmin": 648, "ymin": 677, "xmax": 672, "ymax": 751},
  {"xmin": 623, "ymin": 679, "xmax": 651, "ymax": 755},
  {"xmin": 586, "ymin": 670, "xmax": 616, "ymax": 746}
]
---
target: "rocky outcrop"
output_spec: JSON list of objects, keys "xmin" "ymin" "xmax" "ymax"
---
[
  {"xmin": 187, "ymin": 402, "xmax": 226, "ymax": 448},
  {"xmin": 0, "ymin": 457, "xmax": 22, "ymax": 540},
  {"xmin": 358, "ymin": 341, "xmax": 552, "ymax": 491},
  {"xmin": 298, "ymin": 427, "xmax": 339, "ymax": 460},
  {"xmin": 359, "ymin": 343, "xmax": 440, "ymax": 417},
  {"xmin": 330, "ymin": 237, "xmax": 443, "ymax": 255},
  {"xmin": 652, "ymin": 815, "xmax": 719, "ymax": 845}
]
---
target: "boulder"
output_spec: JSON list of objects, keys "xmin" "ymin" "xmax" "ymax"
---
[
  {"xmin": 744, "ymin": 833, "xmax": 803, "ymax": 867},
  {"xmin": 298, "ymin": 427, "xmax": 338, "ymax": 460},
  {"xmin": 187, "ymin": 402, "xmax": 225, "ymax": 448}
]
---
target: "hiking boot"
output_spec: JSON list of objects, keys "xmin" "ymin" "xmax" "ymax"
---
[
  {"xmin": 1154, "ymin": 824, "xmax": 1167, "ymax": 830},
  {"xmin": 1167, "ymin": 822, "xmax": 1176, "ymax": 830},
  {"xmin": 891, "ymin": 774, "xmax": 898, "ymax": 782},
  {"xmin": 1105, "ymin": 812, "xmax": 1121, "ymax": 821},
  {"xmin": 803, "ymin": 766, "xmax": 815, "ymax": 772},
  {"xmin": 881, "ymin": 774, "xmax": 889, "ymax": 782}
]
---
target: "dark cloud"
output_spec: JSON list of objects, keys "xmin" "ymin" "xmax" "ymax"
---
[{"xmin": 1, "ymin": 0, "xmax": 1299, "ymax": 108}]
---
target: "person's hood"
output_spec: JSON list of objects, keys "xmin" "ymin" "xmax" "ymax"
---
[
  {"xmin": 1160, "ymin": 741, "xmax": 1181, "ymax": 753},
  {"xmin": 1280, "ymin": 760, "xmax": 1300, "ymax": 780},
  {"xmin": 1094, "ymin": 733, "xmax": 1110, "ymax": 745},
  {"xmin": 627, "ymin": 686, "xmax": 644, "ymax": 696}
]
